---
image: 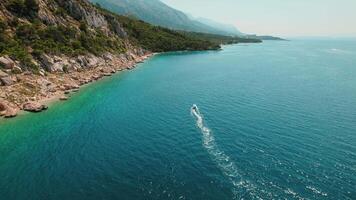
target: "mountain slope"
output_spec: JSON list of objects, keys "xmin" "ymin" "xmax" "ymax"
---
[
  {"xmin": 0, "ymin": 0, "xmax": 220, "ymax": 71},
  {"xmin": 195, "ymin": 17, "xmax": 243, "ymax": 36},
  {"xmin": 90, "ymin": 0, "xmax": 239, "ymax": 36},
  {"xmin": 0, "ymin": 0, "xmax": 223, "ymax": 116}
]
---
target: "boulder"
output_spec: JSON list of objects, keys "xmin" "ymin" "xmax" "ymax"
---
[
  {"xmin": 0, "ymin": 101, "xmax": 18, "ymax": 118},
  {"xmin": 22, "ymin": 102, "xmax": 48, "ymax": 113},
  {"xmin": 59, "ymin": 0, "xmax": 108, "ymax": 28},
  {"xmin": 40, "ymin": 54, "xmax": 55, "ymax": 72},
  {"xmin": 40, "ymin": 54, "xmax": 66, "ymax": 72},
  {"xmin": 77, "ymin": 56, "xmax": 89, "ymax": 68},
  {"xmin": 0, "ymin": 76, "xmax": 14, "ymax": 86},
  {"xmin": 0, "ymin": 70, "xmax": 8, "ymax": 78},
  {"xmin": 39, "ymin": 69, "xmax": 46, "ymax": 76},
  {"xmin": 52, "ymin": 62, "xmax": 64, "ymax": 72},
  {"xmin": 4, "ymin": 107, "xmax": 18, "ymax": 118},
  {"xmin": 103, "ymin": 53, "xmax": 114, "ymax": 61},
  {"xmin": 59, "ymin": 96, "xmax": 68, "ymax": 101},
  {"xmin": 0, "ymin": 101, "xmax": 6, "ymax": 115},
  {"xmin": 63, "ymin": 83, "xmax": 79, "ymax": 90},
  {"xmin": 0, "ymin": 56, "xmax": 15, "ymax": 69},
  {"xmin": 87, "ymin": 56, "xmax": 100, "ymax": 68}
]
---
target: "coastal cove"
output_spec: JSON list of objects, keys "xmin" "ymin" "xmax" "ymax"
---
[{"xmin": 0, "ymin": 40, "xmax": 356, "ymax": 200}]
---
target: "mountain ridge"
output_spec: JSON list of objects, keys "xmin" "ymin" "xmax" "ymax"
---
[{"xmin": 90, "ymin": 0, "xmax": 241, "ymax": 36}]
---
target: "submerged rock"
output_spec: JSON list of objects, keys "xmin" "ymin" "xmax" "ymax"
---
[{"xmin": 59, "ymin": 96, "xmax": 69, "ymax": 101}]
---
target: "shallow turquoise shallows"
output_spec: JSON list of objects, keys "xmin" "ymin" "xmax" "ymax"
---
[{"xmin": 0, "ymin": 40, "xmax": 355, "ymax": 200}]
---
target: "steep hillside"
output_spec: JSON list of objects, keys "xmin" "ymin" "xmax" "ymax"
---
[
  {"xmin": 195, "ymin": 17, "xmax": 243, "ymax": 36},
  {"xmin": 90, "ymin": 0, "xmax": 239, "ymax": 36},
  {"xmin": 0, "ymin": 0, "xmax": 220, "ymax": 71},
  {"xmin": 0, "ymin": 0, "xmax": 219, "ymax": 118}
]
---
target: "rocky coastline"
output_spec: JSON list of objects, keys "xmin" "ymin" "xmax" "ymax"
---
[{"xmin": 0, "ymin": 50, "xmax": 154, "ymax": 119}]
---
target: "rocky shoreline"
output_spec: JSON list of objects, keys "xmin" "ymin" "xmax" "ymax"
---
[{"xmin": 0, "ymin": 50, "xmax": 154, "ymax": 119}]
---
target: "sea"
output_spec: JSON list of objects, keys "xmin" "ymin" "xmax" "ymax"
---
[{"xmin": 0, "ymin": 39, "xmax": 355, "ymax": 200}]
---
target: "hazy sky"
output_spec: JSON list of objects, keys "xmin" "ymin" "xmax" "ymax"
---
[{"xmin": 161, "ymin": 0, "xmax": 356, "ymax": 37}]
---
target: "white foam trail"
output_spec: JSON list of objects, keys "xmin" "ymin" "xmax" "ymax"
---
[
  {"xmin": 191, "ymin": 105, "xmax": 311, "ymax": 200},
  {"xmin": 191, "ymin": 105, "xmax": 260, "ymax": 199}
]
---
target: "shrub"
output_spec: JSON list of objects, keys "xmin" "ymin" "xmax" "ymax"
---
[
  {"xmin": 6, "ymin": 0, "xmax": 26, "ymax": 15},
  {"xmin": 6, "ymin": 0, "xmax": 39, "ymax": 19},
  {"xmin": 0, "ymin": 21, "xmax": 7, "ymax": 43},
  {"xmin": 24, "ymin": 0, "xmax": 39, "ymax": 13}
]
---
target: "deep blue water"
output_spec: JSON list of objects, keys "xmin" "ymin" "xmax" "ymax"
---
[{"xmin": 0, "ymin": 40, "xmax": 355, "ymax": 200}]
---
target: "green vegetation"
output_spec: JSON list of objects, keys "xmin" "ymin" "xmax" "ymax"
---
[
  {"xmin": 93, "ymin": 5, "xmax": 220, "ymax": 52},
  {"xmin": 0, "ymin": 20, "xmax": 37, "ymax": 70},
  {"xmin": 0, "ymin": 19, "xmax": 125, "ymax": 70},
  {"xmin": 94, "ymin": 4, "xmax": 260, "ymax": 52},
  {"xmin": 182, "ymin": 32, "xmax": 262, "ymax": 45},
  {"xmin": 114, "ymin": 15, "xmax": 220, "ymax": 52},
  {"xmin": 0, "ymin": 0, "xmax": 261, "ymax": 72},
  {"xmin": 6, "ymin": 0, "xmax": 39, "ymax": 19}
]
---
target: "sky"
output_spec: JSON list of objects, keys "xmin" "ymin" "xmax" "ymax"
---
[{"xmin": 161, "ymin": 0, "xmax": 356, "ymax": 37}]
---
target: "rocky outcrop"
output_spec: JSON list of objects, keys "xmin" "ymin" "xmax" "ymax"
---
[
  {"xmin": 63, "ymin": 83, "xmax": 80, "ymax": 91},
  {"xmin": 0, "ymin": 76, "xmax": 15, "ymax": 86},
  {"xmin": 0, "ymin": 56, "xmax": 16, "ymax": 69},
  {"xmin": 4, "ymin": 107, "xmax": 18, "ymax": 118},
  {"xmin": 37, "ymin": 0, "xmax": 64, "ymax": 25},
  {"xmin": 59, "ymin": 96, "xmax": 69, "ymax": 101},
  {"xmin": 0, "ymin": 70, "xmax": 17, "ymax": 86},
  {"xmin": 0, "ymin": 102, "xmax": 6, "ymax": 115},
  {"xmin": 0, "ymin": 101, "xmax": 18, "ymax": 118},
  {"xmin": 0, "ymin": 70, "xmax": 8, "ymax": 78},
  {"xmin": 59, "ymin": 0, "xmax": 108, "ymax": 29},
  {"xmin": 105, "ymin": 15, "xmax": 128, "ymax": 38},
  {"xmin": 39, "ymin": 54, "xmax": 70, "ymax": 72},
  {"xmin": 22, "ymin": 102, "xmax": 48, "ymax": 113}
]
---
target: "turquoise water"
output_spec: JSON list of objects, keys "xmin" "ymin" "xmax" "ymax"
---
[{"xmin": 0, "ymin": 40, "xmax": 355, "ymax": 200}]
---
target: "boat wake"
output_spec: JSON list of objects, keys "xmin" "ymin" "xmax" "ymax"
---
[{"xmin": 191, "ymin": 105, "xmax": 260, "ymax": 199}]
